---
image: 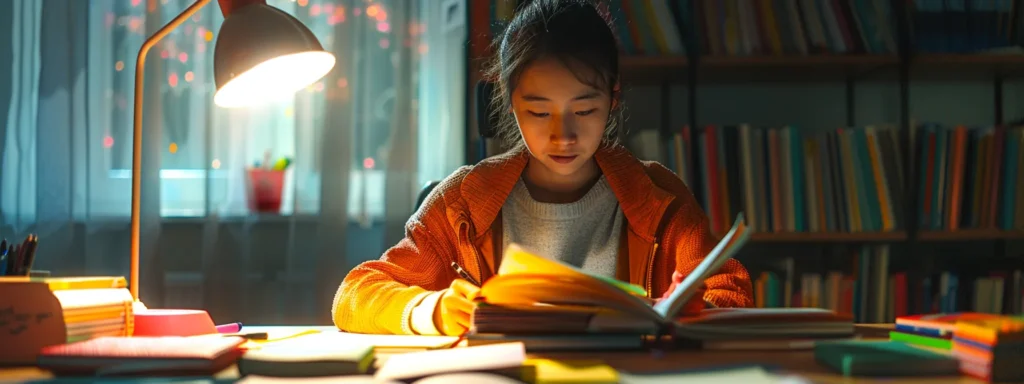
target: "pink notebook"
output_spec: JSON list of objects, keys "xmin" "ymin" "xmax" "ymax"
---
[{"xmin": 37, "ymin": 336, "xmax": 245, "ymax": 376}]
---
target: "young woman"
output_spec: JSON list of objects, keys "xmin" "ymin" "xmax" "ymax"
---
[{"xmin": 333, "ymin": 0, "xmax": 753, "ymax": 336}]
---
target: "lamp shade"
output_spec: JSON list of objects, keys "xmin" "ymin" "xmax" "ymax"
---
[{"xmin": 213, "ymin": 3, "xmax": 336, "ymax": 107}]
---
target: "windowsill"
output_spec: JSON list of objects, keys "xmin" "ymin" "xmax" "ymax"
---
[{"xmin": 96, "ymin": 168, "xmax": 389, "ymax": 220}]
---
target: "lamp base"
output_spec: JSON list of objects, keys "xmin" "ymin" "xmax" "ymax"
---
[{"xmin": 132, "ymin": 301, "xmax": 217, "ymax": 337}]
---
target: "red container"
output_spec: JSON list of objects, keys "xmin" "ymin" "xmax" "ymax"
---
[{"xmin": 246, "ymin": 168, "xmax": 285, "ymax": 213}]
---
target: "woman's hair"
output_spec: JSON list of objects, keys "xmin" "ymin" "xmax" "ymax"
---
[{"xmin": 483, "ymin": 0, "xmax": 625, "ymax": 150}]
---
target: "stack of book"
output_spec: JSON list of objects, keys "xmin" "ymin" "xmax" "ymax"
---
[
  {"xmin": 46, "ymin": 276, "xmax": 135, "ymax": 341},
  {"xmin": 953, "ymin": 317, "xmax": 1024, "ymax": 382},
  {"xmin": 891, "ymin": 313, "xmax": 1006, "ymax": 351},
  {"xmin": 1, "ymin": 275, "xmax": 135, "ymax": 364}
]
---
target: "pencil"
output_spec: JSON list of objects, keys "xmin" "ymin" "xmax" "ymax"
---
[{"xmin": 21, "ymin": 235, "xmax": 37, "ymax": 276}]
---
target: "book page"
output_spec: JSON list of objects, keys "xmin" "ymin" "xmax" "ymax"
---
[
  {"xmin": 497, "ymin": 244, "xmax": 646, "ymax": 296},
  {"xmin": 374, "ymin": 342, "xmax": 525, "ymax": 381},
  {"xmin": 652, "ymin": 214, "xmax": 750, "ymax": 320},
  {"xmin": 483, "ymin": 245, "xmax": 659, "ymax": 321}
]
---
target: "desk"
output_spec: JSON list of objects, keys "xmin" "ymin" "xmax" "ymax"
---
[{"xmin": 0, "ymin": 324, "xmax": 985, "ymax": 384}]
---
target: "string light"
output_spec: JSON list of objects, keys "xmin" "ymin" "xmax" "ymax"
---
[
  {"xmin": 211, "ymin": 159, "xmax": 221, "ymax": 169},
  {"xmin": 169, "ymin": 143, "xmax": 178, "ymax": 154},
  {"xmin": 184, "ymin": 71, "xmax": 194, "ymax": 82},
  {"xmin": 115, "ymin": 61, "xmax": 124, "ymax": 71},
  {"xmin": 103, "ymin": 136, "xmax": 114, "ymax": 148}
]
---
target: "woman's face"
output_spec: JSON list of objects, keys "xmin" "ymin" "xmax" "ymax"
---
[{"xmin": 510, "ymin": 57, "xmax": 612, "ymax": 178}]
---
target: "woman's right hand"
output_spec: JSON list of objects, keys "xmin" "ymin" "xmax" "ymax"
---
[{"xmin": 433, "ymin": 279, "xmax": 481, "ymax": 335}]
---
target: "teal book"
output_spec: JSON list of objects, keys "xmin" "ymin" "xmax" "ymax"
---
[{"xmin": 815, "ymin": 340, "xmax": 959, "ymax": 377}]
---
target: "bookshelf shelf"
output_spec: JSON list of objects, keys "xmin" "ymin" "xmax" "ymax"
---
[
  {"xmin": 749, "ymin": 231, "xmax": 908, "ymax": 243},
  {"xmin": 620, "ymin": 54, "xmax": 901, "ymax": 83},
  {"xmin": 620, "ymin": 53, "xmax": 1024, "ymax": 84},
  {"xmin": 917, "ymin": 229, "xmax": 1024, "ymax": 242},
  {"xmin": 910, "ymin": 53, "xmax": 1024, "ymax": 79}
]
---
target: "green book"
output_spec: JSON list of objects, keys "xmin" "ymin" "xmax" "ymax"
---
[
  {"xmin": 889, "ymin": 331, "xmax": 952, "ymax": 350},
  {"xmin": 815, "ymin": 340, "xmax": 959, "ymax": 377}
]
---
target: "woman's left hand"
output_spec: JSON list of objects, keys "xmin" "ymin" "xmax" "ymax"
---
[{"xmin": 655, "ymin": 270, "xmax": 707, "ymax": 317}]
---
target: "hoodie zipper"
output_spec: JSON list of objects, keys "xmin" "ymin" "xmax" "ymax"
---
[
  {"xmin": 646, "ymin": 241, "xmax": 658, "ymax": 298},
  {"xmin": 457, "ymin": 219, "xmax": 484, "ymax": 283}
]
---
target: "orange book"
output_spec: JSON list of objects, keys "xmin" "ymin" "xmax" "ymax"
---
[{"xmin": 942, "ymin": 126, "xmax": 966, "ymax": 230}]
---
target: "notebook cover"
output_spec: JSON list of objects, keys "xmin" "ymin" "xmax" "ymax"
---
[
  {"xmin": 814, "ymin": 340, "xmax": 959, "ymax": 377},
  {"xmin": 889, "ymin": 331, "xmax": 952, "ymax": 350},
  {"xmin": 238, "ymin": 342, "xmax": 374, "ymax": 377},
  {"xmin": 37, "ymin": 336, "xmax": 245, "ymax": 375}
]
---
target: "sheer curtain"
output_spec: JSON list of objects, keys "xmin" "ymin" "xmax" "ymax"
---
[{"xmin": 0, "ymin": 0, "xmax": 466, "ymax": 324}]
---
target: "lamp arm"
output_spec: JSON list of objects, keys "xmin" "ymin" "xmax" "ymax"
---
[{"xmin": 130, "ymin": 0, "xmax": 212, "ymax": 302}]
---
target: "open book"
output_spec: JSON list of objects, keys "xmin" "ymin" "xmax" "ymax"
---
[{"xmin": 473, "ymin": 214, "xmax": 752, "ymax": 335}]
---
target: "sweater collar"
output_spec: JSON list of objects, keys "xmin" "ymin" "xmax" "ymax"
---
[{"xmin": 459, "ymin": 143, "xmax": 675, "ymax": 241}]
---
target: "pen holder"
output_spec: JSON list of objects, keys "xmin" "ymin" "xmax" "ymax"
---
[{"xmin": 245, "ymin": 168, "xmax": 285, "ymax": 213}]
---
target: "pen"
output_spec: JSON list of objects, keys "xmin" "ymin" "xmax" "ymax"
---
[
  {"xmin": 0, "ymin": 239, "xmax": 6, "ymax": 276},
  {"xmin": 216, "ymin": 322, "xmax": 243, "ymax": 333},
  {"xmin": 6, "ymin": 244, "xmax": 17, "ymax": 276},
  {"xmin": 450, "ymin": 261, "xmax": 481, "ymax": 287},
  {"xmin": 222, "ymin": 332, "xmax": 268, "ymax": 340},
  {"xmin": 21, "ymin": 235, "xmax": 37, "ymax": 276}
]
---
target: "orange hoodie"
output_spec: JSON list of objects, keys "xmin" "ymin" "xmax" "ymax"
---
[{"xmin": 333, "ymin": 144, "xmax": 754, "ymax": 334}]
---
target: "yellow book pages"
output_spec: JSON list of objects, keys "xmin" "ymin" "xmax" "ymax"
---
[
  {"xmin": 496, "ymin": 243, "xmax": 646, "ymax": 297},
  {"xmin": 864, "ymin": 127, "xmax": 894, "ymax": 231},
  {"xmin": 481, "ymin": 270, "xmax": 658, "ymax": 321},
  {"xmin": 64, "ymin": 307, "xmax": 127, "ymax": 325},
  {"xmin": 51, "ymin": 288, "xmax": 133, "ymax": 311},
  {"xmin": 0, "ymin": 276, "xmax": 127, "ymax": 290},
  {"xmin": 523, "ymin": 358, "xmax": 618, "ymax": 384}
]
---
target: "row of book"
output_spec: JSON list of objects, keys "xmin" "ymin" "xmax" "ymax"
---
[
  {"xmin": 911, "ymin": 0, "xmax": 1023, "ymax": 54},
  {"xmin": 485, "ymin": 0, "xmax": 1021, "ymax": 57},
  {"xmin": 693, "ymin": 0, "xmax": 899, "ymax": 56},
  {"xmin": 644, "ymin": 123, "xmax": 1024, "ymax": 235},
  {"xmin": 748, "ymin": 246, "xmax": 1024, "ymax": 324},
  {"xmin": 656, "ymin": 124, "xmax": 906, "ymax": 235},
  {"xmin": 917, "ymin": 124, "xmax": 1024, "ymax": 231},
  {"xmin": 892, "ymin": 313, "xmax": 1024, "ymax": 382}
]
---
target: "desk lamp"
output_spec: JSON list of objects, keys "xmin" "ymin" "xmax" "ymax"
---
[{"xmin": 129, "ymin": 0, "xmax": 334, "ymax": 335}]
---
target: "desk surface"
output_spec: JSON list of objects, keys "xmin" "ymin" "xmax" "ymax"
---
[{"xmin": 0, "ymin": 324, "xmax": 985, "ymax": 384}]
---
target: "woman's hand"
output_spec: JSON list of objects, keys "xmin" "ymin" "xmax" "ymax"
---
[
  {"xmin": 432, "ymin": 279, "xmax": 481, "ymax": 335},
  {"xmin": 656, "ymin": 270, "xmax": 707, "ymax": 317}
]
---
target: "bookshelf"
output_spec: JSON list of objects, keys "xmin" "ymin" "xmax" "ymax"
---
[{"xmin": 465, "ymin": 0, "xmax": 1024, "ymax": 321}]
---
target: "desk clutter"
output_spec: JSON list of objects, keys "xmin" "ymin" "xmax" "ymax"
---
[
  {"xmin": 3, "ymin": 218, "xmax": 1022, "ymax": 383},
  {"xmin": 0, "ymin": 276, "xmax": 134, "ymax": 365},
  {"xmin": 0, "ymin": 234, "xmax": 40, "ymax": 276}
]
